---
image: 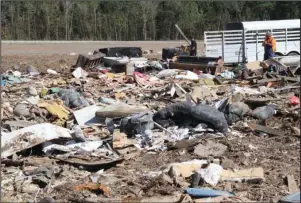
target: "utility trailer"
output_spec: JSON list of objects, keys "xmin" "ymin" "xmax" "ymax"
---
[{"xmin": 204, "ymin": 19, "xmax": 300, "ymax": 64}]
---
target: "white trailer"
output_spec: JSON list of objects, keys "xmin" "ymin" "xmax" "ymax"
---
[{"xmin": 204, "ymin": 19, "xmax": 300, "ymax": 64}]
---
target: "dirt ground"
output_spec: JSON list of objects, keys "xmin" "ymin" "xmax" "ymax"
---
[
  {"xmin": 2, "ymin": 40, "xmax": 204, "ymax": 55},
  {"xmin": 1, "ymin": 41, "xmax": 300, "ymax": 202},
  {"xmin": 1, "ymin": 41, "xmax": 203, "ymax": 72}
]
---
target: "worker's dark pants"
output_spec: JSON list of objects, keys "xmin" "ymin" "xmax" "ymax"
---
[
  {"xmin": 264, "ymin": 45, "xmax": 275, "ymax": 60},
  {"xmin": 190, "ymin": 50, "xmax": 196, "ymax": 56},
  {"xmin": 264, "ymin": 52, "xmax": 275, "ymax": 60}
]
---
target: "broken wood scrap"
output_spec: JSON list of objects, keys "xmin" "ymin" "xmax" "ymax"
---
[
  {"xmin": 51, "ymin": 156, "xmax": 123, "ymax": 167},
  {"xmin": 244, "ymin": 97, "xmax": 281, "ymax": 105},
  {"xmin": 4, "ymin": 120, "xmax": 37, "ymax": 128},
  {"xmin": 2, "ymin": 159, "xmax": 24, "ymax": 167},
  {"xmin": 286, "ymin": 175, "xmax": 299, "ymax": 194},
  {"xmin": 288, "ymin": 104, "xmax": 300, "ymax": 111},
  {"xmin": 254, "ymin": 76, "xmax": 300, "ymax": 85},
  {"xmin": 175, "ymin": 83, "xmax": 197, "ymax": 104},
  {"xmin": 290, "ymin": 127, "xmax": 300, "ymax": 136},
  {"xmin": 287, "ymin": 67, "xmax": 295, "ymax": 78},
  {"xmin": 95, "ymin": 104, "xmax": 149, "ymax": 118},
  {"xmin": 273, "ymin": 86, "xmax": 300, "ymax": 94},
  {"xmin": 248, "ymin": 123, "xmax": 285, "ymax": 137},
  {"xmin": 213, "ymin": 77, "xmax": 223, "ymax": 85}
]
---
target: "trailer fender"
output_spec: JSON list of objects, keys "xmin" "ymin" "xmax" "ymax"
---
[
  {"xmin": 274, "ymin": 52, "xmax": 284, "ymax": 57},
  {"xmin": 287, "ymin": 51, "xmax": 300, "ymax": 56}
]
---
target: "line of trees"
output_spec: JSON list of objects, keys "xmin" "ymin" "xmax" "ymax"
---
[{"xmin": 1, "ymin": 1, "xmax": 300, "ymax": 40}]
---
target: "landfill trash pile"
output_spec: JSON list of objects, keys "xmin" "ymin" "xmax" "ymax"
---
[{"xmin": 1, "ymin": 49, "xmax": 300, "ymax": 203}]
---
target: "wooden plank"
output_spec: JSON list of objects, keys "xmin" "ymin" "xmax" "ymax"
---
[
  {"xmin": 287, "ymin": 67, "xmax": 295, "ymax": 78},
  {"xmin": 256, "ymin": 76, "xmax": 300, "ymax": 85},
  {"xmin": 287, "ymin": 175, "xmax": 299, "ymax": 194},
  {"xmin": 248, "ymin": 123, "xmax": 285, "ymax": 137},
  {"xmin": 169, "ymin": 62, "xmax": 216, "ymax": 74},
  {"xmin": 245, "ymin": 97, "xmax": 281, "ymax": 105},
  {"xmin": 95, "ymin": 104, "xmax": 149, "ymax": 118}
]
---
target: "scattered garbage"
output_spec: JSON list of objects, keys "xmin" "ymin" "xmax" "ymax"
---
[
  {"xmin": 26, "ymin": 65, "xmax": 40, "ymax": 76},
  {"xmin": 1, "ymin": 123, "xmax": 72, "ymax": 158},
  {"xmin": 194, "ymin": 141, "xmax": 228, "ymax": 157},
  {"xmin": 57, "ymin": 88, "xmax": 90, "ymax": 108},
  {"xmin": 47, "ymin": 69, "xmax": 58, "ymax": 75},
  {"xmin": 198, "ymin": 163, "xmax": 223, "ymax": 186},
  {"xmin": 279, "ymin": 191, "xmax": 300, "ymax": 203},
  {"xmin": 290, "ymin": 96, "xmax": 300, "ymax": 105},
  {"xmin": 220, "ymin": 167, "xmax": 265, "ymax": 183},
  {"xmin": 72, "ymin": 67, "xmax": 88, "ymax": 79},
  {"xmin": 251, "ymin": 104, "xmax": 276, "ymax": 121},
  {"xmin": 1, "ymin": 45, "xmax": 299, "ymax": 202},
  {"xmin": 73, "ymin": 105, "xmax": 103, "ymax": 126}
]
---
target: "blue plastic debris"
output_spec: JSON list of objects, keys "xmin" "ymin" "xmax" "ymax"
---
[
  {"xmin": 185, "ymin": 188, "xmax": 235, "ymax": 198},
  {"xmin": 1, "ymin": 80, "xmax": 6, "ymax": 86},
  {"xmin": 279, "ymin": 192, "xmax": 300, "ymax": 203}
]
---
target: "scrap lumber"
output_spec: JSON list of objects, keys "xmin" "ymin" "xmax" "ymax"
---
[
  {"xmin": 286, "ymin": 175, "xmax": 299, "ymax": 194},
  {"xmin": 254, "ymin": 76, "xmax": 300, "ymax": 85},
  {"xmin": 95, "ymin": 104, "xmax": 149, "ymax": 118},
  {"xmin": 245, "ymin": 97, "xmax": 281, "ymax": 105},
  {"xmin": 289, "ymin": 104, "xmax": 300, "ymax": 111},
  {"xmin": 248, "ymin": 123, "xmax": 285, "ymax": 137},
  {"xmin": 220, "ymin": 167, "xmax": 264, "ymax": 183}
]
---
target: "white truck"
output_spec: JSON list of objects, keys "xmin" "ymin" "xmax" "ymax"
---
[{"xmin": 204, "ymin": 19, "xmax": 300, "ymax": 64}]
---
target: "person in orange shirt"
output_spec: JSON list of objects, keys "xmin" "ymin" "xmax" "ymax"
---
[{"xmin": 262, "ymin": 32, "xmax": 276, "ymax": 60}]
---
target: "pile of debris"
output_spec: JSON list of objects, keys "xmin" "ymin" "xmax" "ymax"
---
[{"xmin": 1, "ymin": 48, "xmax": 300, "ymax": 203}]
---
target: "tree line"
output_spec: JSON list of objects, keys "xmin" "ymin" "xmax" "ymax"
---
[{"xmin": 1, "ymin": 1, "xmax": 300, "ymax": 41}]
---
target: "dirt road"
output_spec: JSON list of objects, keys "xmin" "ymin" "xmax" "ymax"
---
[
  {"xmin": 2, "ymin": 40, "xmax": 204, "ymax": 55},
  {"xmin": 1, "ymin": 40, "xmax": 204, "ymax": 71}
]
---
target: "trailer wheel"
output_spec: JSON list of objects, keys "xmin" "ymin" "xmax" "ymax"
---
[{"xmin": 287, "ymin": 51, "xmax": 300, "ymax": 56}]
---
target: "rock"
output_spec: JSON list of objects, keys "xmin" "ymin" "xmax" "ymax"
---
[
  {"xmin": 190, "ymin": 86, "xmax": 218, "ymax": 102},
  {"xmin": 291, "ymin": 127, "xmax": 300, "ymax": 135},
  {"xmin": 251, "ymin": 104, "xmax": 276, "ymax": 120},
  {"xmin": 32, "ymin": 175, "xmax": 50, "ymax": 188},
  {"xmin": 28, "ymin": 86, "xmax": 38, "ymax": 96},
  {"xmin": 26, "ymin": 65, "xmax": 40, "ymax": 76},
  {"xmin": 13, "ymin": 103, "xmax": 31, "ymax": 117},
  {"xmin": 22, "ymin": 183, "xmax": 40, "ymax": 193},
  {"xmin": 221, "ymin": 158, "xmax": 236, "ymax": 170},
  {"xmin": 231, "ymin": 93, "xmax": 244, "ymax": 103},
  {"xmin": 71, "ymin": 125, "xmax": 86, "ymax": 142},
  {"xmin": 194, "ymin": 141, "xmax": 227, "ymax": 157},
  {"xmin": 47, "ymin": 69, "xmax": 58, "ymax": 75}
]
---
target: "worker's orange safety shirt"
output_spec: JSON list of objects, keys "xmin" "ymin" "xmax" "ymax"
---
[{"xmin": 264, "ymin": 37, "xmax": 276, "ymax": 52}]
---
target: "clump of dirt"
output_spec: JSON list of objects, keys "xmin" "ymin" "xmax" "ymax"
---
[{"xmin": 136, "ymin": 175, "xmax": 179, "ymax": 197}]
